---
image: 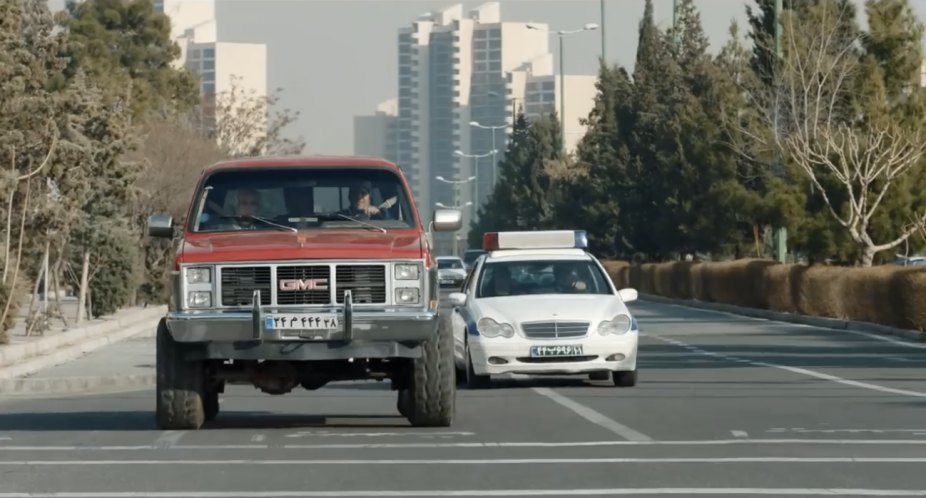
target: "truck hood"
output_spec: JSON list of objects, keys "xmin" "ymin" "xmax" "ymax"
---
[{"xmin": 178, "ymin": 229, "xmax": 425, "ymax": 263}]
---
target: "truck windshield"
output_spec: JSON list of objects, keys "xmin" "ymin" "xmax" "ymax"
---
[{"xmin": 188, "ymin": 167, "xmax": 417, "ymax": 233}]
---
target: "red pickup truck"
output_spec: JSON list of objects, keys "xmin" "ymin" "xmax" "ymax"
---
[{"xmin": 147, "ymin": 156, "xmax": 463, "ymax": 430}]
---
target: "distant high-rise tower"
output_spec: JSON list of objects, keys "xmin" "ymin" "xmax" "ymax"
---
[
  {"xmin": 353, "ymin": 2, "xmax": 597, "ymax": 254},
  {"xmin": 156, "ymin": 0, "xmax": 268, "ymax": 149}
]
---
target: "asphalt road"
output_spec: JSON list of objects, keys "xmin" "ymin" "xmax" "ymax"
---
[{"xmin": 2, "ymin": 299, "xmax": 926, "ymax": 497}]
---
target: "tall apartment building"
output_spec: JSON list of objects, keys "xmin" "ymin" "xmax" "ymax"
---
[
  {"xmin": 156, "ymin": 0, "xmax": 268, "ymax": 141},
  {"xmin": 354, "ymin": 2, "xmax": 598, "ymax": 254},
  {"xmin": 508, "ymin": 56, "xmax": 597, "ymax": 153},
  {"xmin": 353, "ymin": 98, "xmax": 399, "ymax": 164},
  {"xmin": 395, "ymin": 3, "xmax": 550, "ymax": 254}
]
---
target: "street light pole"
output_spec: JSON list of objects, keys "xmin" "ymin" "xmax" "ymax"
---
[
  {"xmin": 528, "ymin": 23, "xmax": 597, "ymax": 155},
  {"xmin": 559, "ymin": 33, "xmax": 565, "ymax": 154},
  {"xmin": 773, "ymin": 0, "xmax": 787, "ymax": 263},
  {"xmin": 600, "ymin": 0, "xmax": 606, "ymax": 62}
]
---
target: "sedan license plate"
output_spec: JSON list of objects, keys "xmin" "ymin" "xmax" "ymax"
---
[
  {"xmin": 264, "ymin": 314, "xmax": 340, "ymax": 331},
  {"xmin": 530, "ymin": 344, "xmax": 584, "ymax": 358}
]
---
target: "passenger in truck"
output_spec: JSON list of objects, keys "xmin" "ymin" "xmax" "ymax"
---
[{"xmin": 341, "ymin": 186, "xmax": 390, "ymax": 221}]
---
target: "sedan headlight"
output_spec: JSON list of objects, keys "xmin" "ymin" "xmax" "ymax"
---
[
  {"xmin": 477, "ymin": 317, "xmax": 515, "ymax": 338},
  {"xmin": 185, "ymin": 267, "xmax": 212, "ymax": 284},
  {"xmin": 598, "ymin": 314, "xmax": 633, "ymax": 335},
  {"xmin": 395, "ymin": 264, "xmax": 420, "ymax": 280}
]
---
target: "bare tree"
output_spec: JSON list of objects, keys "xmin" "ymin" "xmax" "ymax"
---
[
  {"xmin": 724, "ymin": 2, "xmax": 926, "ymax": 266},
  {"xmin": 133, "ymin": 117, "xmax": 227, "ymax": 218},
  {"xmin": 210, "ymin": 75, "xmax": 305, "ymax": 158}
]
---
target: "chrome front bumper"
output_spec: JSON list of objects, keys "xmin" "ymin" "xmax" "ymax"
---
[{"xmin": 166, "ymin": 290, "xmax": 438, "ymax": 344}]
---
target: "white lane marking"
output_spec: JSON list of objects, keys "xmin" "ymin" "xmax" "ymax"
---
[
  {"xmin": 3, "ymin": 489, "xmax": 926, "ymax": 497},
  {"xmin": 152, "ymin": 431, "xmax": 186, "ymax": 449},
  {"xmin": 531, "ymin": 387, "xmax": 652, "ymax": 442},
  {"xmin": 285, "ymin": 431, "xmax": 474, "ymax": 438},
  {"xmin": 0, "ymin": 437, "xmax": 9, "ymax": 441},
  {"xmin": 252, "ymin": 435, "xmax": 266, "ymax": 443},
  {"xmin": 651, "ymin": 335, "xmax": 926, "ymax": 398},
  {"xmin": 767, "ymin": 428, "xmax": 926, "ymax": 435},
  {"xmin": 731, "ymin": 431, "xmax": 749, "ymax": 438},
  {"xmin": 659, "ymin": 302, "xmax": 926, "ymax": 350},
  {"xmin": 5, "ymin": 457, "xmax": 926, "ymax": 466},
  {"xmin": 9, "ymin": 439, "xmax": 926, "ymax": 451}
]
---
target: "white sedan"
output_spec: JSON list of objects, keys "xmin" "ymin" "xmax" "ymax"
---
[{"xmin": 447, "ymin": 233, "xmax": 639, "ymax": 389}]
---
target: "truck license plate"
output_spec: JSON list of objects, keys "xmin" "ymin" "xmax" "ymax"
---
[
  {"xmin": 264, "ymin": 314, "xmax": 340, "ymax": 331},
  {"xmin": 530, "ymin": 345, "xmax": 584, "ymax": 358}
]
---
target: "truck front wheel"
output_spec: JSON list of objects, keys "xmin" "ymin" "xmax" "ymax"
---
[
  {"xmin": 405, "ymin": 320, "xmax": 455, "ymax": 427},
  {"xmin": 155, "ymin": 319, "xmax": 207, "ymax": 430}
]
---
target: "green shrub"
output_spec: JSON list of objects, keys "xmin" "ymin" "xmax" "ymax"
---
[{"xmin": 603, "ymin": 259, "xmax": 926, "ymax": 331}]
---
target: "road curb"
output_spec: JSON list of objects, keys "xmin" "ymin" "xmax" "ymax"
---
[
  {"xmin": 637, "ymin": 294, "xmax": 926, "ymax": 343},
  {"xmin": 0, "ymin": 306, "xmax": 166, "ymax": 384},
  {"xmin": 0, "ymin": 373, "xmax": 156, "ymax": 395}
]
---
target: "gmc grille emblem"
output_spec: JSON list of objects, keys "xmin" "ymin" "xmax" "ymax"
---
[{"xmin": 279, "ymin": 278, "xmax": 329, "ymax": 291}]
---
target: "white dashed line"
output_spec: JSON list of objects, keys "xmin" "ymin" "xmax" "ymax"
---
[
  {"xmin": 531, "ymin": 387, "xmax": 653, "ymax": 441},
  {"xmin": 650, "ymin": 335, "xmax": 926, "ymax": 399},
  {"xmin": 2, "ymin": 489, "xmax": 926, "ymax": 497},
  {"xmin": 152, "ymin": 431, "xmax": 186, "ymax": 449},
  {"xmin": 2, "ymin": 457, "xmax": 926, "ymax": 466},
  {"xmin": 8, "ymin": 439, "xmax": 926, "ymax": 451}
]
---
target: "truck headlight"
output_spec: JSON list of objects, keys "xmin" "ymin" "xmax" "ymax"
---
[
  {"xmin": 395, "ymin": 264, "xmax": 420, "ymax": 280},
  {"xmin": 477, "ymin": 317, "xmax": 514, "ymax": 338},
  {"xmin": 396, "ymin": 288, "xmax": 420, "ymax": 304},
  {"xmin": 187, "ymin": 291, "xmax": 212, "ymax": 308},
  {"xmin": 598, "ymin": 314, "xmax": 633, "ymax": 335},
  {"xmin": 185, "ymin": 267, "xmax": 212, "ymax": 284}
]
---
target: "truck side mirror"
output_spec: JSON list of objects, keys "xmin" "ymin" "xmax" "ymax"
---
[
  {"xmin": 432, "ymin": 208, "xmax": 463, "ymax": 232},
  {"xmin": 148, "ymin": 213, "xmax": 175, "ymax": 239}
]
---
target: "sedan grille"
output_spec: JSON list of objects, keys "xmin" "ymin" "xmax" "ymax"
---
[{"xmin": 521, "ymin": 321, "xmax": 589, "ymax": 339}]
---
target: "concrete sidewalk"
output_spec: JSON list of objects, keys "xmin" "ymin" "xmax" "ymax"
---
[{"xmin": 0, "ymin": 335, "xmax": 156, "ymax": 395}]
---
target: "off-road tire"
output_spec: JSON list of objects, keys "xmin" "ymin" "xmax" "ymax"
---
[
  {"xmin": 612, "ymin": 369, "xmax": 637, "ymax": 387},
  {"xmin": 155, "ymin": 319, "xmax": 207, "ymax": 430},
  {"xmin": 405, "ymin": 320, "xmax": 455, "ymax": 427},
  {"xmin": 396, "ymin": 389, "xmax": 411, "ymax": 418}
]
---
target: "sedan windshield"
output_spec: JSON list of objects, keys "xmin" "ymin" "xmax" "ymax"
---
[
  {"xmin": 476, "ymin": 259, "xmax": 612, "ymax": 298},
  {"xmin": 438, "ymin": 258, "xmax": 464, "ymax": 269},
  {"xmin": 189, "ymin": 167, "xmax": 416, "ymax": 233}
]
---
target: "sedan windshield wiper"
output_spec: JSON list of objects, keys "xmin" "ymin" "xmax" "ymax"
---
[{"xmin": 218, "ymin": 215, "xmax": 296, "ymax": 233}]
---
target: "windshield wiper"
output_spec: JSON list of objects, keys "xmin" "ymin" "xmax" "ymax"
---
[
  {"xmin": 314, "ymin": 213, "xmax": 387, "ymax": 233},
  {"xmin": 218, "ymin": 215, "xmax": 297, "ymax": 233}
]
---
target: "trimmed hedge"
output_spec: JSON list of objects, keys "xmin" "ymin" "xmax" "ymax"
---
[{"xmin": 602, "ymin": 259, "xmax": 926, "ymax": 332}]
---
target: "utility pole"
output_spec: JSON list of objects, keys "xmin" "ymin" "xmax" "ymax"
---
[
  {"xmin": 773, "ymin": 0, "xmax": 788, "ymax": 263},
  {"xmin": 600, "ymin": 0, "xmax": 606, "ymax": 62},
  {"xmin": 672, "ymin": 0, "xmax": 679, "ymax": 45}
]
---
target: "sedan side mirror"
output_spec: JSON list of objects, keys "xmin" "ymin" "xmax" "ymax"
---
[
  {"xmin": 148, "ymin": 213, "xmax": 175, "ymax": 239},
  {"xmin": 448, "ymin": 292, "xmax": 467, "ymax": 307},
  {"xmin": 618, "ymin": 288, "xmax": 638, "ymax": 303}
]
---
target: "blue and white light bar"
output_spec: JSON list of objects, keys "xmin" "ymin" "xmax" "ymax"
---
[{"xmin": 483, "ymin": 230, "xmax": 588, "ymax": 251}]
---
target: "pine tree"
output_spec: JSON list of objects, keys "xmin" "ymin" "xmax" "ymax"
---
[
  {"xmin": 61, "ymin": 0, "xmax": 199, "ymax": 119},
  {"xmin": 467, "ymin": 113, "xmax": 532, "ymax": 246},
  {"xmin": 567, "ymin": 62, "xmax": 634, "ymax": 257}
]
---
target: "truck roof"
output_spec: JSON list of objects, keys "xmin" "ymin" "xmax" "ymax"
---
[{"xmin": 204, "ymin": 155, "xmax": 401, "ymax": 173}]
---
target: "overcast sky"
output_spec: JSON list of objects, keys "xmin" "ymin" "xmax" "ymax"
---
[{"xmin": 46, "ymin": 0, "xmax": 926, "ymax": 155}]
